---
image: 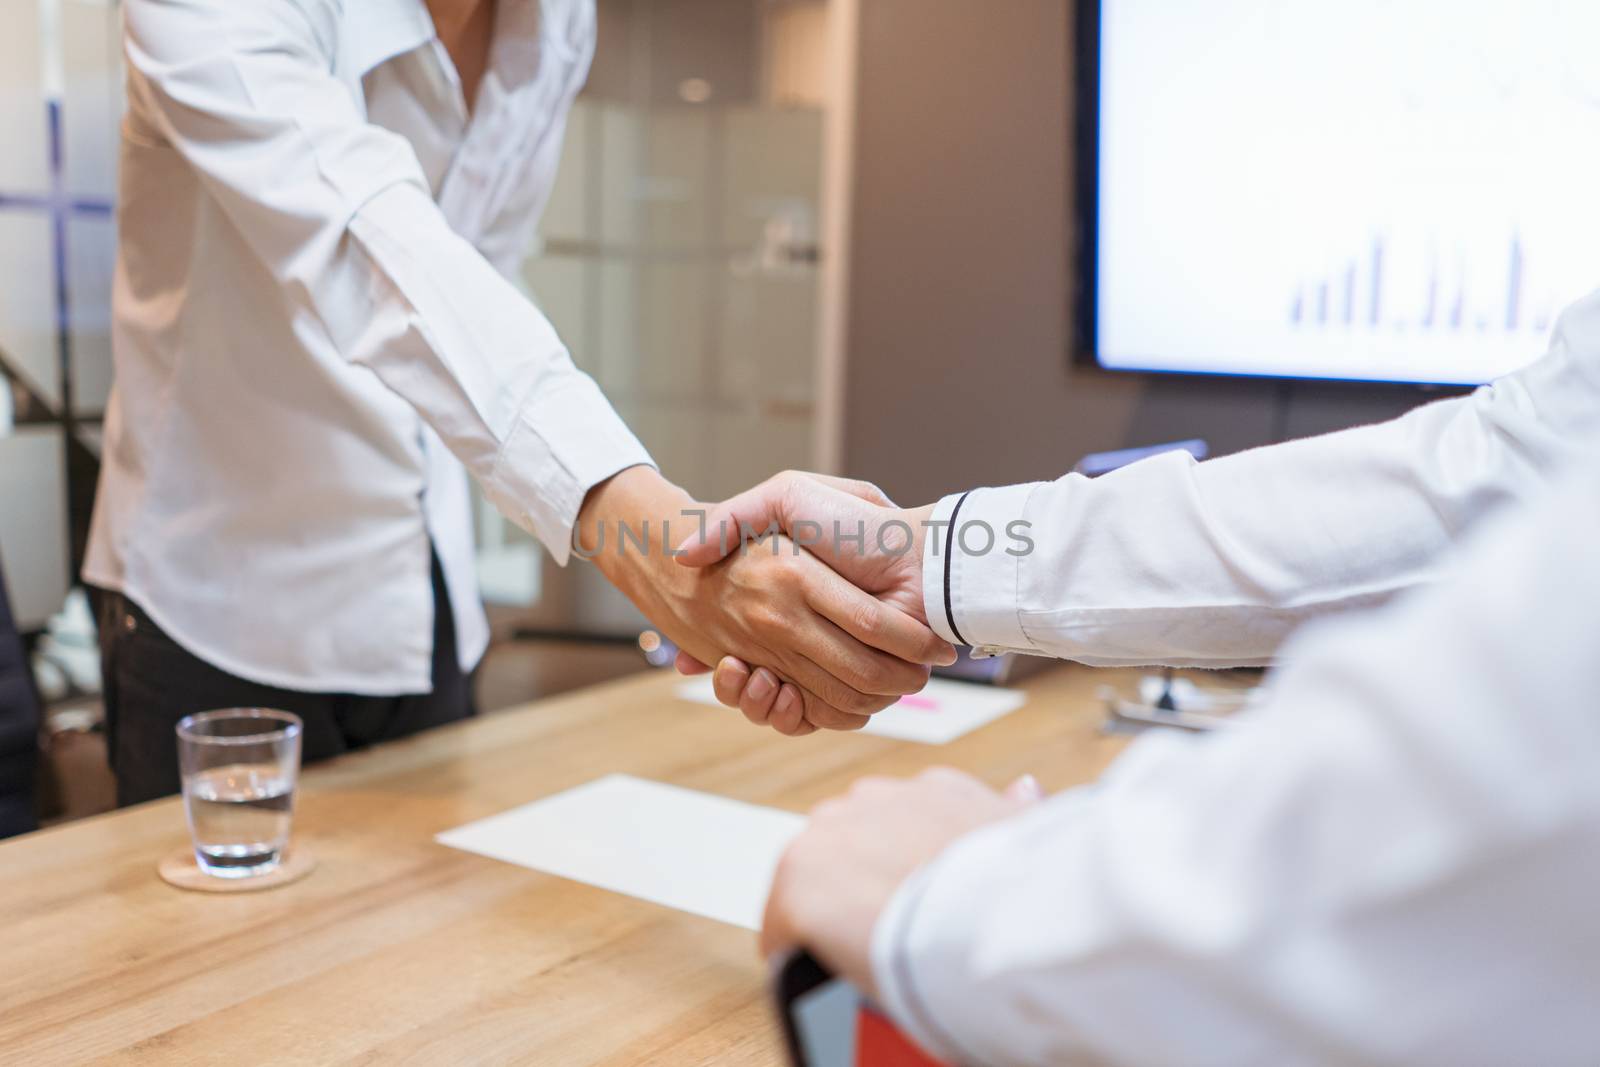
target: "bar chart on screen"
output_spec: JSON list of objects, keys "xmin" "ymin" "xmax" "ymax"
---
[
  {"xmin": 1096, "ymin": 0, "xmax": 1600, "ymax": 384},
  {"xmin": 1288, "ymin": 232, "xmax": 1557, "ymax": 338}
]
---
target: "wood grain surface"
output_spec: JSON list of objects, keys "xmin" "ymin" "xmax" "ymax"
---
[{"xmin": 1, "ymin": 665, "xmax": 1138, "ymax": 1066}]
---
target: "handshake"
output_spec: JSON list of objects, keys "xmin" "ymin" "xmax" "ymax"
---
[{"xmin": 576, "ymin": 467, "xmax": 954, "ymax": 735}]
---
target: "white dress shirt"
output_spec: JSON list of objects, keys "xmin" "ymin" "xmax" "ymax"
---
[
  {"xmin": 877, "ymin": 448, "xmax": 1600, "ymax": 1065},
  {"xmin": 922, "ymin": 287, "xmax": 1600, "ymax": 666},
  {"xmin": 84, "ymin": 0, "xmax": 651, "ymax": 694},
  {"xmin": 877, "ymin": 293, "xmax": 1600, "ymax": 1063}
]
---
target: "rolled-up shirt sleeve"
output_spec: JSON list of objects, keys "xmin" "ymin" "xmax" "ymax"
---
[
  {"xmin": 123, "ymin": 0, "xmax": 650, "ymax": 563},
  {"xmin": 923, "ymin": 289, "xmax": 1600, "ymax": 664}
]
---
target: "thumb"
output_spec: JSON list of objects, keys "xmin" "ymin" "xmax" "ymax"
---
[
  {"xmin": 672, "ymin": 484, "xmax": 784, "ymax": 567},
  {"xmin": 799, "ymin": 473, "xmax": 897, "ymax": 509}
]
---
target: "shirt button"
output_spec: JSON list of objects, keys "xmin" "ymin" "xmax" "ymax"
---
[{"xmin": 123, "ymin": 613, "xmax": 138, "ymax": 634}]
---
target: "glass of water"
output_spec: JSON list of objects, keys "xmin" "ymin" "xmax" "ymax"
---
[{"xmin": 176, "ymin": 709, "xmax": 302, "ymax": 878}]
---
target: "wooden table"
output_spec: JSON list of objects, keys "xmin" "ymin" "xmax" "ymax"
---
[{"xmin": 1, "ymin": 665, "xmax": 1136, "ymax": 1065}]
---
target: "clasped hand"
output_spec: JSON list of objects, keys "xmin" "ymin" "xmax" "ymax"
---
[
  {"xmin": 577, "ymin": 467, "xmax": 947, "ymax": 735},
  {"xmin": 668, "ymin": 470, "xmax": 942, "ymax": 730}
]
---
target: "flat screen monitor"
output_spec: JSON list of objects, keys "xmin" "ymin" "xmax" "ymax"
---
[{"xmin": 1079, "ymin": 0, "xmax": 1600, "ymax": 384}]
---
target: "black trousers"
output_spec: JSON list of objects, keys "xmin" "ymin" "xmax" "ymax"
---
[
  {"xmin": 96, "ymin": 554, "xmax": 475, "ymax": 807},
  {"xmin": 0, "ymin": 565, "xmax": 40, "ymax": 838}
]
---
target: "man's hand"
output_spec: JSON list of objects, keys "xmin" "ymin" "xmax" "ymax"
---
[
  {"xmin": 579, "ymin": 467, "xmax": 953, "ymax": 734},
  {"xmin": 762, "ymin": 768, "xmax": 1043, "ymax": 997},
  {"xmin": 669, "ymin": 471, "xmax": 942, "ymax": 728}
]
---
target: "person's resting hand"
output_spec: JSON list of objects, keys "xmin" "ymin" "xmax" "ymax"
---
[
  {"xmin": 578, "ymin": 466, "xmax": 954, "ymax": 734},
  {"xmin": 669, "ymin": 471, "xmax": 940, "ymax": 728},
  {"xmin": 762, "ymin": 767, "xmax": 1043, "ymax": 996}
]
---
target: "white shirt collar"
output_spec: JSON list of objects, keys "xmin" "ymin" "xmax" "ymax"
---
[
  {"xmin": 344, "ymin": 0, "xmax": 438, "ymax": 77},
  {"xmin": 344, "ymin": 0, "xmax": 548, "ymax": 82}
]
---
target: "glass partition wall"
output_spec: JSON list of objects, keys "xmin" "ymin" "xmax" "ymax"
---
[
  {"xmin": 485, "ymin": 0, "xmax": 835, "ymax": 634},
  {"xmin": 0, "ymin": 0, "xmax": 120, "ymax": 629}
]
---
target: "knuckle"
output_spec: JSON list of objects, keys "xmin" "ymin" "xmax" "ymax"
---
[
  {"xmin": 774, "ymin": 470, "xmax": 805, "ymax": 509},
  {"xmin": 803, "ymin": 706, "xmax": 840, "ymax": 730},
  {"xmin": 856, "ymin": 694, "xmax": 895, "ymax": 716},
  {"xmin": 848, "ymin": 658, "xmax": 899, "ymax": 697},
  {"xmin": 880, "ymin": 659, "xmax": 927, "ymax": 694},
  {"xmin": 810, "ymin": 705, "xmax": 860, "ymax": 731},
  {"xmin": 856, "ymin": 479, "xmax": 890, "ymax": 505},
  {"xmin": 899, "ymin": 663, "xmax": 934, "ymax": 693},
  {"xmin": 777, "ymin": 550, "xmax": 809, "ymax": 583},
  {"xmin": 746, "ymin": 602, "xmax": 784, "ymax": 635},
  {"xmin": 828, "ymin": 681, "xmax": 883, "ymax": 716},
  {"xmin": 748, "ymin": 555, "xmax": 800, "ymax": 597},
  {"xmin": 849, "ymin": 601, "xmax": 881, "ymax": 641}
]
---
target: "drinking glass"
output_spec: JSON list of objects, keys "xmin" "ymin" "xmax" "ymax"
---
[{"xmin": 176, "ymin": 709, "xmax": 303, "ymax": 878}]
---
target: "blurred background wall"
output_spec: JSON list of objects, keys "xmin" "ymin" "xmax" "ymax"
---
[
  {"xmin": 836, "ymin": 0, "xmax": 1447, "ymax": 505},
  {"xmin": 0, "ymin": 0, "xmax": 120, "ymax": 631},
  {"xmin": 497, "ymin": 0, "xmax": 838, "ymax": 632}
]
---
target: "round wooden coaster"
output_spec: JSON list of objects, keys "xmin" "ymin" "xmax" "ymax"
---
[{"xmin": 158, "ymin": 846, "xmax": 316, "ymax": 893}]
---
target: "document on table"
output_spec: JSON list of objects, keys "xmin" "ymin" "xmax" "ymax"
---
[
  {"xmin": 676, "ymin": 675, "xmax": 1027, "ymax": 745},
  {"xmin": 435, "ymin": 775, "xmax": 804, "ymax": 929}
]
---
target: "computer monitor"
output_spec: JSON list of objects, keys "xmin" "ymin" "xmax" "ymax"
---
[{"xmin": 1077, "ymin": 0, "xmax": 1600, "ymax": 384}]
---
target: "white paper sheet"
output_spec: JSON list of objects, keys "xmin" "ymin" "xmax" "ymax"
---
[
  {"xmin": 675, "ymin": 675, "xmax": 1027, "ymax": 745},
  {"xmin": 435, "ymin": 774, "xmax": 804, "ymax": 929}
]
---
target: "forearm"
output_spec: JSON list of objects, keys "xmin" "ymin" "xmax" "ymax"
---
[
  {"xmin": 576, "ymin": 465, "xmax": 697, "ymax": 559},
  {"xmin": 928, "ymin": 308, "xmax": 1600, "ymax": 665},
  {"xmin": 575, "ymin": 466, "xmax": 710, "ymax": 659},
  {"xmin": 877, "ymin": 458, "xmax": 1600, "ymax": 1065},
  {"xmin": 930, "ymin": 424, "xmax": 1462, "ymax": 666}
]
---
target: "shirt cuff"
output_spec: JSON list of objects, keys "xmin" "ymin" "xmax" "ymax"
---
[
  {"xmin": 484, "ymin": 375, "xmax": 654, "ymax": 566},
  {"xmin": 871, "ymin": 792, "xmax": 1095, "ymax": 1067},
  {"xmin": 869, "ymin": 862, "xmax": 971, "ymax": 1065},
  {"xmin": 921, "ymin": 483, "xmax": 1043, "ymax": 653}
]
